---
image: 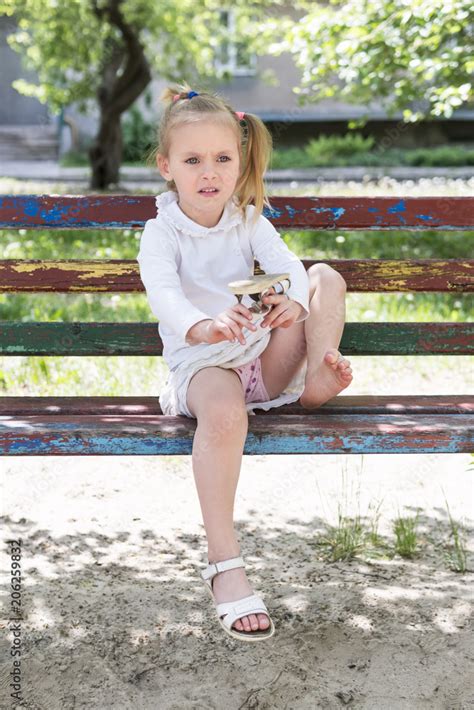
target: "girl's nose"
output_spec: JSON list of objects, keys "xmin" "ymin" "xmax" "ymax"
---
[{"xmin": 201, "ymin": 162, "xmax": 218, "ymax": 176}]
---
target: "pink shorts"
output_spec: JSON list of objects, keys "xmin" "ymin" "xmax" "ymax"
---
[{"xmin": 232, "ymin": 356, "xmax": 270, "ymax": 404}]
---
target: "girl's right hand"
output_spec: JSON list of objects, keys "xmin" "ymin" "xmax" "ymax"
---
[{"xmin": 205, "ymin": 303, "xmax": 258, "ymax": 345}]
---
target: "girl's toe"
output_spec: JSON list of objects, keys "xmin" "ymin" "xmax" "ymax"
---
[
  {"xmin": 258, "ymin": 613, "xmax": 270, "ymax": 629},
  {"xmin": 241, "ymin": 615, "xmax": 251, "ymax": 632},
  {"xmin": 325, "ymin": 349, "xmax": 339, "ymax": 363},
  {"xmin": 248, "ymin": 613, "xmax": 259, "ymax": 630}
]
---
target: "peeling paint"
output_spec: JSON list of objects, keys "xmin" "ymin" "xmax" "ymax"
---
[
  {"xmin": 1, "ymin": 413, "xmax": 472, "ymax": 455},
  {"xmin": 1, "ymin": 195, "xmax": 473, "ymax": 229},
  {"xmin": 311, "ymin": 206, "xmax": 346, "ymax": 221},
  {"xmin": 415, "ymin": 214, "xmax": 442, "ymax": 224},
  {"xmin": 388, "ymin": 199, "xmax": 406, "ymax": 214}
]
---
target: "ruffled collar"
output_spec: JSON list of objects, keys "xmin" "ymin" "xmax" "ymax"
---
[{"xmin": 155, "ymin": 190, "xmax": 244, "ymax": 237}]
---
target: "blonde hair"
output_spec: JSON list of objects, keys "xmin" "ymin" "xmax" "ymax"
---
[{"xmin": 146, "ymin": 81, "xmax": 273, "ymax": 226}]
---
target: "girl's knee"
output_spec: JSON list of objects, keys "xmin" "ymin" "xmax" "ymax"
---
[
  {"xmin": 187, "ymin": 367, "xmax": 247, "ymax": 422},
  {"xmin": 195, "ymin": 400, "xmax": 248, "ymax": 449},
  {"xmin": 201, "ymin": 392, "xmax": 247, "ymax": 428},
  {"xmin": 309, "ymin": 263, "xmax": 346, "ymax": 291}
]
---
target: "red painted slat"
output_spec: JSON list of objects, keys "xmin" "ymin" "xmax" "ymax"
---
[
  {"xmin": 1, "ymin": 259, "xmax": 472, "ymax": 292},
  {"xmin": 1, "ymin": 195, "xmax": 473, "ymax": 229},
  {"xmin": 0, "ymin": 395, "xmax": 472, "ymax": 416}
]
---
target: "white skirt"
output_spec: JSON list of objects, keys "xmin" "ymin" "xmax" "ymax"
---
[{"xmin": 159, "ymin": 311, "xmax": 307, "ymax": 417}]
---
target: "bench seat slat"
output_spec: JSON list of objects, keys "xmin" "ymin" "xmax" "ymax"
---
[
  {"xmin": 1, "ymin": 259, "xmax": 472, "ymax": 292},
  {"xmin": 1, "ymin": 322, "xmax": 472, "ymax": 355},
  {"xmin": 0, "ymin": 395, "xmax": 472, "ymax": 416},
  {"xmin": 1, "ymin": 195, "xmax": 473, "ymax": 229},
  {"xmin": 1, "ymin": 413, "xmax": 472, "ymax": 455}
]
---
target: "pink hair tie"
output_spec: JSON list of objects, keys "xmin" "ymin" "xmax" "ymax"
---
[
  {"xmin": 172, "ymin": 94, "xmax": 180, "ymax": 103},
  {"xmin": 235, "ymin": 111, "xmax": 245, "ymax": 120}
]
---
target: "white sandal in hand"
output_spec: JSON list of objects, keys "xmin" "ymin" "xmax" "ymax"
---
[{"xmin": 201, "ymin": 556, "xmax": 275, "ymax": 642}]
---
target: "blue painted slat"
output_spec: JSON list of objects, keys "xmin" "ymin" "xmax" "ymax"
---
[{"xmin": 1, "ymin": 414, "xmax": 472, "ymax": 455}]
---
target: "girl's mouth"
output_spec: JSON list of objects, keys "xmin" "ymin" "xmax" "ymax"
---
[{"xmin": 199, "ymin": 188, "xmax": 219, "ymax": 195}]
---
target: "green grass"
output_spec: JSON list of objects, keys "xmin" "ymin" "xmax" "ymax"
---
[
  {"xmin": 311, "ymin": 460, "xmax": 469, "ymax": 568},
  {"xmin": 393, "ymin": 511, "xmax": 420, "ymax": 559},
  {"xmin": 0, "ymin": 355, "xmax": 169, "ymax": 396},
  {"xmin": 442, "ymin": 491, "xmax": 468, "ymax": 573},
  {"xmin": 318, "ymin": 510, "xmax": 367, "ymax": 562}
]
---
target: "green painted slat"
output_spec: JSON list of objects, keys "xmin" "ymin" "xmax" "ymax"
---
[{"xmin": 0, "ymin": 322, "xmax": 472, "ymax": 355}]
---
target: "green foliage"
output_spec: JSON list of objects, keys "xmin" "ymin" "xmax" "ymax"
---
[
  {"xmin": 270, "ymin": 146, "xmax": 314, "ymax": 170},
  {"xmin": 121, "ymin": 104, "xmax": 156, "ymax": 163},
  {"xmin": 271, "ymin": 141, "xmax": 474, "ymax": 169},
  {"xmin": 1, "ymin": 0, "xmax": 114, "ymax": 111},
  {"xmin": 305, "ymin": 133, "xmax": 375, "ymax": 166},
  {"xmin": 257, "ymin": 0, "xmax": 473, "ymax": 123},
  {"xmin": 59, "ymin": 150, "xmax": 90, "ymax": 167},
  {"xmin": 0, "ymin": 0, "xmax": 276, "ymax": 112},
  {"xmin": 405, "ymin": 145, "xmax": 474, "ymax": 167}
]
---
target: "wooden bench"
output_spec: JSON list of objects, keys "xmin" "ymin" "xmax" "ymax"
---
[{"xmin": 0, "ymin": 194, "xmax": 473, "ymax": 455}]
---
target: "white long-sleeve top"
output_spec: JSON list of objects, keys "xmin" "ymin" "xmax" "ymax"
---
[{"xmin": 137, "ymin": 190, "xmax": 310, "ymax": 372}]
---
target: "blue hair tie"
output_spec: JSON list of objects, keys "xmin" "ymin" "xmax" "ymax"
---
[{"xmin": 187, "ymin": 91, "xmax": 199, "ymax": 99}]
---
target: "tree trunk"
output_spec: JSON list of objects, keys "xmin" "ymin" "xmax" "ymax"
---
[
  {"xmin": 89, "ymin": 113, "xmax": 122, "ymax": 189},
  {"xmin": 90, "ymin": 0, "xmax": 151, "ymax": 189}
]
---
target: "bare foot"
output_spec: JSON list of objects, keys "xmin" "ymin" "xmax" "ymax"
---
[
  {"xmin": 300, "ymin": 348, "xmax": 353, "ymax": 409},
  {"xmin": 210, "ymin": 566, "xmax": 271, "ymax": 634}
]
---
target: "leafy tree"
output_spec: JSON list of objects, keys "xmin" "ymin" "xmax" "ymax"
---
[
  {"xmin": 0, "ymin": 0, "xmax": 274, "ymax": 188},
  {"xmin": 255, "ymin": 0, "xmax": 473, "ymax": 125}
]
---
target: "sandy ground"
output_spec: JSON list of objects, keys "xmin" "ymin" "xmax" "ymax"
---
[
  {"xmin": 1, "ymin": 444, "xmax": 473, "ymax": 709},
  {"xmin": 1, "ymin": 356, "xmax": 473, "ymax": 709}
]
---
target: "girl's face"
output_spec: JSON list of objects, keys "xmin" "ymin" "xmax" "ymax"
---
[{"xmin": 157, "ymin": 118, "xmax": 242, "ymax": 228}]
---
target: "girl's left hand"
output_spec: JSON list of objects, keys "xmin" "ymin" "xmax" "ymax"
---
[{"xmin": 260, "ymin": 288, "xmax": 304, "ymax": 329}]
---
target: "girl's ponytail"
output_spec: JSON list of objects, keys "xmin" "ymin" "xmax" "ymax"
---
[{"xmin": 234, "ymin": 112, "xmax": 273, "ymax": 226}]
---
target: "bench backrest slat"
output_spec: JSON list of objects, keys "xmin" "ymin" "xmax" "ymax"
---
[
  {"xmin": 0, "ymin": 322, "xmax": 471, "ymax": 356},
  {"xmin": 1, "ymin": 195, "xmax": 473, "ymax": 229},
  {"xmin": 1, "ymin": 258, "xmax": 473, "ymax": 292}
]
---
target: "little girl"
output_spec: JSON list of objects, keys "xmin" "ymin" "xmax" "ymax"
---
[{"xmin": 138, "ymin": 83, "xmax": 353, "ymax": 642}]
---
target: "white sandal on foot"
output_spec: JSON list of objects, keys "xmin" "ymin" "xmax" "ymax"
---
[{"xmin": 201, "ymin": 556, "xmax": 275, "ymax": 642}]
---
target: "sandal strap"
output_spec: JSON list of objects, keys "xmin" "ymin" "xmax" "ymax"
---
[
  {"xmin": 201, "ymin": 555, "xmax": 245, "ymax": 583},
  {"xmin": 215, "ymin": 594, "xmax": 269, "ymax": 630}
]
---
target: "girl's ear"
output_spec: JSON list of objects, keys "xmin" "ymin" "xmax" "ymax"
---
[{"xmin": 157, "ymin": 153, "xmax": 171, "ymax": 180}]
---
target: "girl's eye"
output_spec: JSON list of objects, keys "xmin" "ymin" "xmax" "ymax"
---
[{"xmin": 185, "ymin": 156, "xmax": 231, "ymax": 164}]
